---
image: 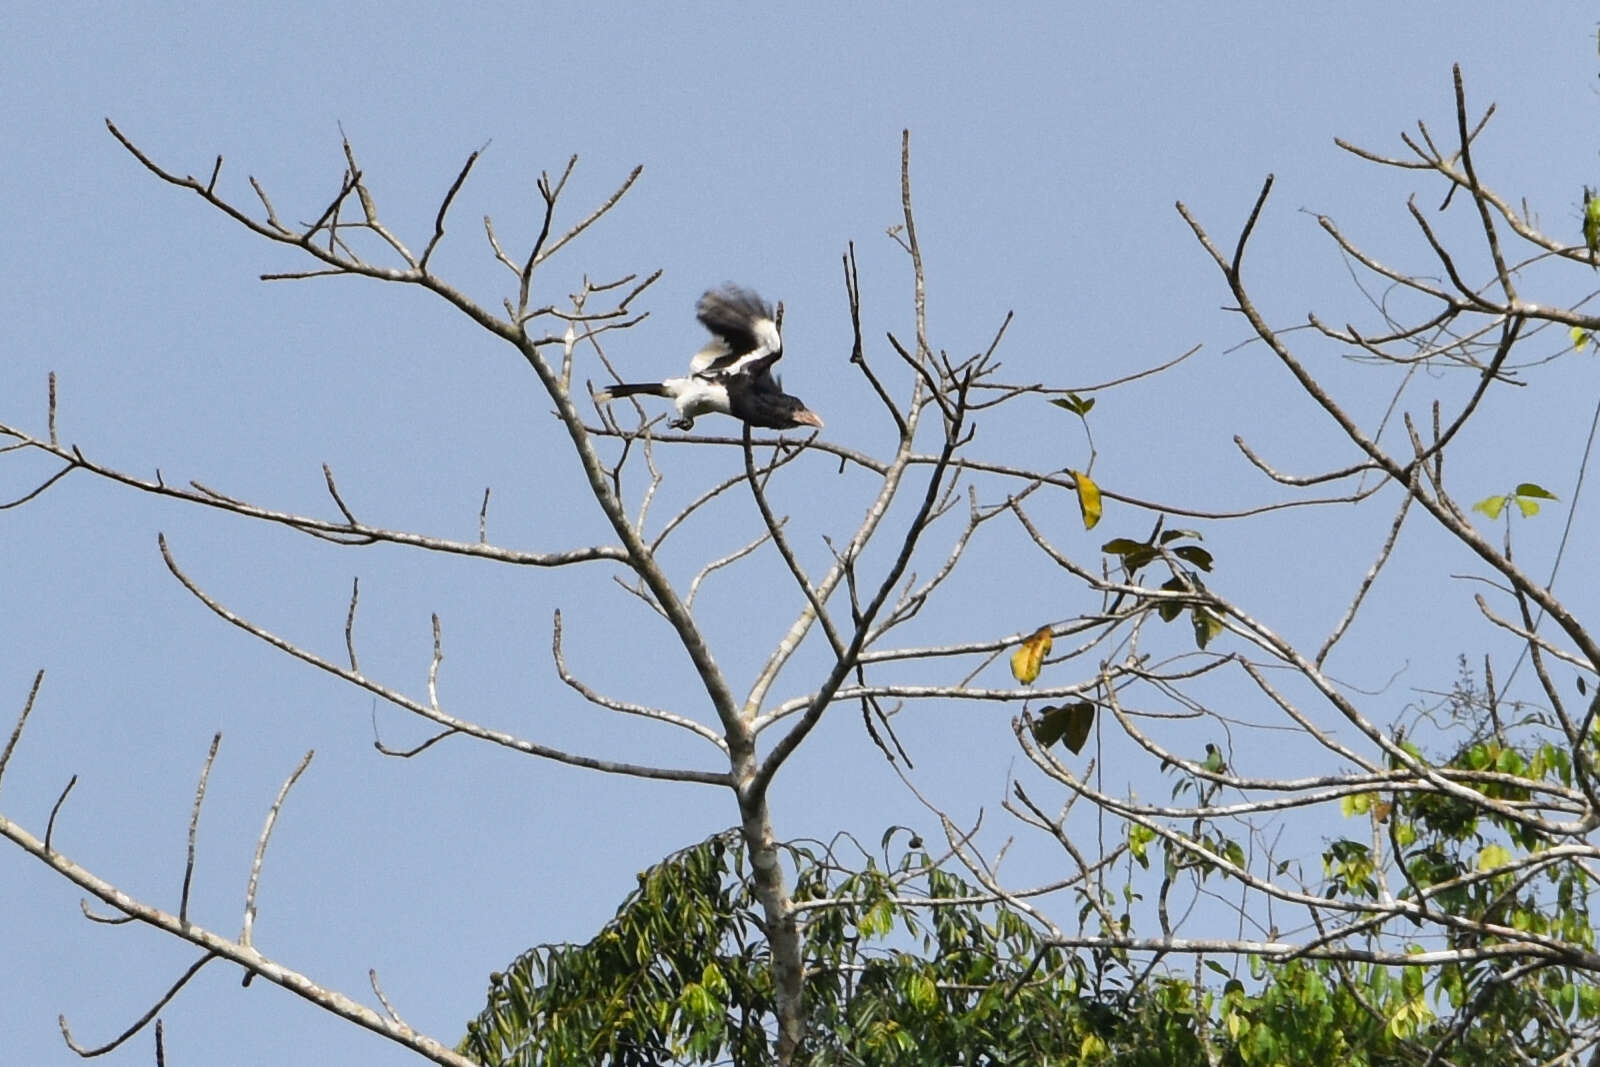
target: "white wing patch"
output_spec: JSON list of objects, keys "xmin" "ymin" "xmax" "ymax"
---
[
  {"xmin": 751, "ymin": 317, "xmax": 781, "ymax": 360},
  {"xmin": 689, "ymin": 340, "xmax": 732, "ymax": 375},
  {"xmin": 688, "ymin": 287, "xmax": 782, "ymax": 377}
]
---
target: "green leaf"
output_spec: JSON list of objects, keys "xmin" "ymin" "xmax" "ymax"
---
[
  {"xmin": 1472, "ymin": 494, "xmax": 1507, "ymax": 520},
  {"xmin": 1172, "ymin": 544, "xmax": 1214, "ymax": 571},
  {"xmin": 1585, "ymin": 186, "xmax": 1600, "ymax": 261},
  {"xmin": 1514, "ymin": 495, "xmax": 1542, "ymax": 518},
  {"xmin": 1033, "ymin": 702, "xmax": 1096, "ymax": 753},
  {"xmin": 1049, "ymin": 393, "xmax": 1095, "ymax": 416},
  {"xmin": 1340, "ymin": 792, "xmax": 1373, "ymax": 817},
  {"xmin": 1191, "ymin": 607, "xmax": 1224, "ymax": 648},
  {"xmin": 1060, "ymin": 703, "xmax": 1095, "ymax": 753},
  {"xmin": 1157, "ymin": 576, "xmax": 1185, "ymax": 622},
  {"xmin": 1103, "ymin": 537, "xmax": 1157, "ymax": 574},
  {"xmin": 1101, "ymin": 537, "xmax": 1147, "ymax": 555},
  {"xmin": 1128, "ymin": 824, "xmax": 1154, "ymax": 867},
  {"xmin": 907, "ymin": 972, "xmax": 938, "ymax": 1011},
  {"xmin": 1514, "ymin": 482, "xmax": 1557, "ymax": 500},
  {"xmin": 1031, "ymin": 706, "xmax": 1068, "ymax": 747}
]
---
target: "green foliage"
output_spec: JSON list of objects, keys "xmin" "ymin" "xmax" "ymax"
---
[
  {"xmin": 458, "ymin": 832, "xmax": 773, "ymax": 1067},
  {"xmin": 1471, "ymin": 481, "xmax": 1557, "ymax": 520},
  {"xmin": 1049, "ymin": 393, "xmax": 1096, "ymax": 417},
  {"xmin": 458, "ymin": 811, "xmax": 1600, "ymax": 1065},
  {"xmin": 1101, "ymin": 527, "xmax": 1212, "ymax": 577},
  {"xmin": 461, "ymin": 831, "xmax": 1130, "ymax": 1066},
  {"xmin": 1101, "ymin": 525, "xmax": 1221, "ymax": 649},
  {"xmin": 454, "ymin": 832, "xmax": 1219, "ymax": 1065},
  {"xmin": 1323, "ymin": 661, "xmax": 1600, "ymax": 1062}
]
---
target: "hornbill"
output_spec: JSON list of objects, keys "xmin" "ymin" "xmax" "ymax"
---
[{"xmin": 595, "ymin": 286, "xmax": 823, "ymax": 431}]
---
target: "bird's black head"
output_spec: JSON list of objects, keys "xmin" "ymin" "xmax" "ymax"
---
[
  {"xmin": 773, "ymin": 395, "xmax": 823, "ymax": 430},
  {"xmin": 739, "ymin": 389, "xmax": 823, "ymax": 431}
]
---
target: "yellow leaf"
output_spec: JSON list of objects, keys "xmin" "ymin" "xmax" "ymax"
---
[
  {"xmin": 1070, "ymin": 469, "xmax": 1102, "ymax": 530},
  {"xmin": 1573, "ymin": 326, "xmax": 1591, "ymax": 351},
  {"xmin": 1010, "ymin": 626, "xmax": 1053, "ymax": 685},
  {"xmin": 1586, "ymin": 186, "xmax": 1600, "ymax": 257}
]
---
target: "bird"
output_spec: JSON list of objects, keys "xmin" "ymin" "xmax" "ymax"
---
[{"xmin": 595, "ymin": 286, "xmax": 823, "ymax": 432}]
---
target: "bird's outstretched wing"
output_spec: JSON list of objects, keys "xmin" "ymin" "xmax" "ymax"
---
[{"xmin": 689, "ymin": 286, "xmax": 782, "ymax": 377}]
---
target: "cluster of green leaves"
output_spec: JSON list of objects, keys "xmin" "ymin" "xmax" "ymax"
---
[
  {"xmin": 461, "ymin": 830, "xmax": 1215, "ymax": 1065},
  {"xmin": 1102, "ymin": 525, "xmax": 1223, "ymax": 649},
  {"xmin": 458, "ymin": 831, "xmax": 775, "ymax": 1066},
  {"xmin": 1318, "ymin": 665, "xmax": 1600, "ymax": 1062},
  {"xmin": 795, "ymin": 844, "xmax": 1093, "ymax": 1066},
  {"xmin": 1470, "ymin": 481, "xmax": 1557, "ymax": 521},
  {"xmin": 1215, "ymin": 961, "xmax": 1416, "ymax": 1066},
  {"xmin": 460, "ymin": 830, "xmax": 1100, "ymax": 1065},
  {"xmin": 458, "ymin": 821, "xmax": 1600, "ymax": 1065}
]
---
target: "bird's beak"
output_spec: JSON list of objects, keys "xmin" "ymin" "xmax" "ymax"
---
[{"xmin": 793, "ymin": 409, "xmax": 823, "ymax": 429}]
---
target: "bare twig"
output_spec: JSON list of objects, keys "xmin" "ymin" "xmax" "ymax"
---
[
  {"xmin": 59, "ymin": 952, "xmax": 220, "ymax": 1056},
  {"xmin": 241, "ymin": 749, "xmax": 314, "ymax": 948},
  {"xmin": 45, "ymin": 775, "xmax": 76, "ymax": 852},
  {"xmin": 370, "ymin": 968, "xmax": 406, "ymax": 1026},
  {"xmin": 420, "ymin": 147, "xmax": 482, "ymax": 273},
  {"xmin": 0, "ymin": 670, "xmax": 44, "ymax": 791},
  {"xmin": 181, "ymin": 733, "xmax": 222, "ymax": 924}
]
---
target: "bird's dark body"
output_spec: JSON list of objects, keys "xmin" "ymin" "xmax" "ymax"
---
[{"xmin": 724, "ymin": 365, "xmax": 815, "ymax": 429}]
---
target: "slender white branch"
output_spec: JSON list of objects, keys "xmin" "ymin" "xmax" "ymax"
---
[
  {"xmin": 242, "ymin": 749, "xmax": 313, "ymax": 948},
  {"xmin": 159, "ymin": 535, "xmax": 730, "ymax": 787},
  {"xmin": 551, "ymin": 610, "xmax": 727, "ymax": 749},
  {"xmin": 0, "ymin": 426, "xmax": 627, "ymax": 567}
]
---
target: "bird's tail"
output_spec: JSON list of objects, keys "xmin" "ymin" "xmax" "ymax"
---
[{"xmin": 594, "ymin": 382, "xmax": 671, "ymax": 401}]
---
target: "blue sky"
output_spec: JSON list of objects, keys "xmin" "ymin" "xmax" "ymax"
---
[{"xmin": 5, "ymin": 4, "xmax": 1600, "ymax": 1063}]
